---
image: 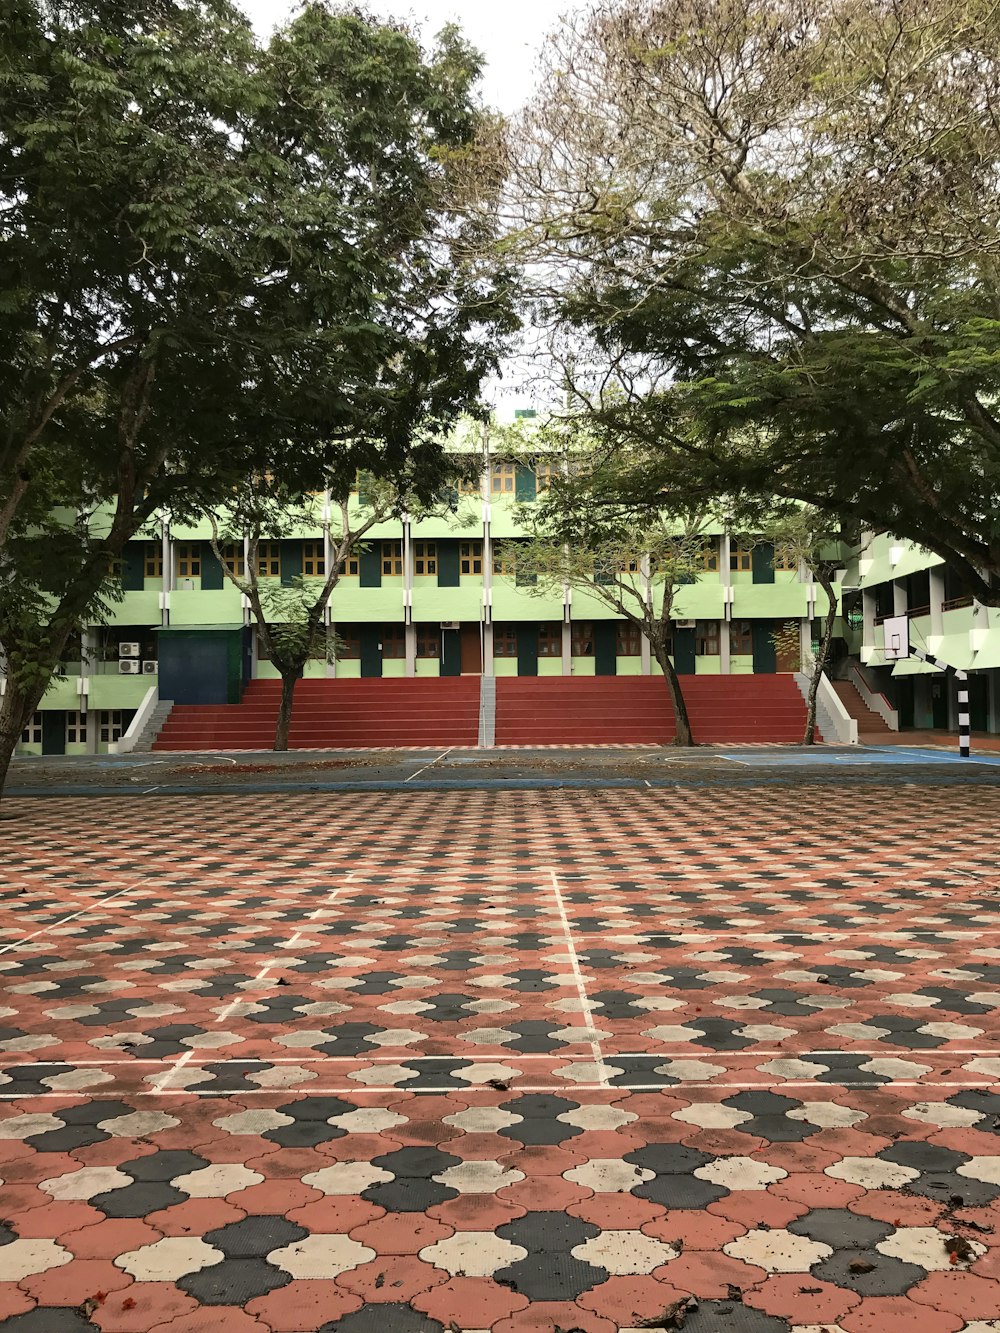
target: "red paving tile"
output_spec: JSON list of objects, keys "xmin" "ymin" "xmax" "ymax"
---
[{"xmin": 2, "ymin": 783, "xmax": 1000, "ymax": 1332}]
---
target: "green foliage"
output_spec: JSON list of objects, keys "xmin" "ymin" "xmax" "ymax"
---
[
  {"xmin": 513, "ymin": 0, "xmax": 1000, "ymax": 603},
  {"xmin": 0, "ymin": 0, "xmax": 514, "ymax": 747}
]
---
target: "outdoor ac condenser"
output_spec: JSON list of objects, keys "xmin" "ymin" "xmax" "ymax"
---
[{"xmin": 118, "ymin": 660, "xmax": 141, "ymax": 674}]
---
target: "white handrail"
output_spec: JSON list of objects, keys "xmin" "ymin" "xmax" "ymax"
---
[
  {"xmin": 849, "ymin": 665, "xmax": 899, "ymax": 730},
  {"xmin": 110, "ymin": 685, "xmax": 158, "ymax": 754}
]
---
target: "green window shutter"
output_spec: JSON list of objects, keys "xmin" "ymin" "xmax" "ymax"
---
[
  {"xmin": 201, "ymin": 542, "xmax": 224, "ymax": 590},
  {"xmin": 594, "ymin": 621, "xmax": 617, "ymax": 676},
  {"xmin": 42, "ymin": 711, "xmax": 66, "ymax": 755},
  {"xmin": 515, "ymin": 464, "xmax": 536, "ymax": 502},
  {"xmin": 752, "ymin": 541, "xmax": 775, "ymax": 584},
  {"xmin": 752, "ymin": 621, "xmax": 777, "ymax": 673},
  {"xmin": 437, "ymin": 541, "xmax": 460, "ymax": 588},
  {"xmin": 359, "ymin": 547, "xmax": 381, "ymax": 588},
  {"xmin": 280, "ymin": 540, "xmax": 303, "ymax": 587},
  {"xmin": 516, "ymin": 624, "xmax": 538, "ymax": 676},
  {"xmin": 441, "ymin": 628, "xmax": 461, "ymax": 676},
  {"xmin": 359, "ymin": 626, "xmax": 382, "ymax": 677},
  {"xmin": 673, "ymin": 626, "xmax": 696, "ymax": 674},
  {"xmin": 514, "ymin": 408, "xmax": 537, "ymax": 419},
  {"xmin": 122, "ymin": 544, "xmax": 145, "ymax": 591}
]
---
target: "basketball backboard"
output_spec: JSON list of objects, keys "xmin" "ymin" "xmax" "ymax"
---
[{"xmin": 881, "ymin": 614, "xmax": 910, "ymax": 661}]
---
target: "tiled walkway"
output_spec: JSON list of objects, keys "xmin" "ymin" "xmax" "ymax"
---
[{"xmin": 2, "ymin": 786, "xmax": 1000, "ymax": 1332}]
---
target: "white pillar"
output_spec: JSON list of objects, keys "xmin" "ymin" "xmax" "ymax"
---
[{"xmin": 929, "ymin": 567, "xmax": 945, "ymax": 636}]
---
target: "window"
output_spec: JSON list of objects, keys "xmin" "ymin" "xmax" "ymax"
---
[
  {"xmin": 416, "ymin": 626, "xmax": 439, "ymax": 658},
  {"xmin": 303, "ymin": 541, "xmax": 326, "ymax": 577},
  {"xmin": 413, "ymin": 541, "xmax": 437, "ymax": 576},
  {"xmin": 98, "ymin": 710, "xmax": 126, "ymax": 743},
  {"xmin": 494, "ymin": 625, "xmax": 518, "ymax": 656},
  {"xmin": 337, "ymin": 626, "xmax": 360, "ymax": 658},
  {"xmin": 538, "ymin": 623, "xmax": 562, "ymax": 657},
  {"xmin": 571, "ymin": 622, "xmax": 594, "ymax": 656},
  {"xmin": 460, "ymin": 541, "xmax": 483, "ymax": 575},
  {"xmin": 698, "ymin": 540, "xmax": 720, "ymax": 572},
  {"xmin": 492, "ymin": 548, "xmax": 517, "ymax": 577},
  {"xmin": 773, "ymin": 550, "xmax": 798, "ymax": 573},
  {"xmin": 730, "ymin": 543, "xmax": 752, "ymax": 572},
  {"xmin": 696, "ymin": 619, "xmax": 720, "ymax": 655},
  {"xmin": 617, "ymin": 622, "xmax": 643, "ymax": 655},
  {"xmin": 221, "ymin": 543, "xmax": 245, "ymax": 577},
  {"xmin": 535, "ymin": 461, "xmax": 560, "ymax": 490},
  {"xmin": 340, "ymin": 554, "xmax": 359, "ymax": 576},
  {"xmin": 144, "ymin": 542, "xmax": 163, "ymax": 578},
  {"xmin": 381, "ymin": 541, "xmax": 403, "ymax": 576},
  {"xmin": 255, "ymin": 541, "xmax": 281, "ymax": 577},
  {"xmin": 730, "ymin": 620, "xmax": 753, "ymax": 655},
  {"xmin": 458, "ymin": 474, "xmax": 482, "ymax": 495},
  {"xmin": 490, "ymin": 461, "xmax": 516, "ymax": 494},
  {"xmin": 21, "ymin": 712, "xmax": 42, "ymax": 744},
  {"xmin": 66, "ymin": 711, "xmax": 88, "ymax": 744},
  {"xmin": 381, "ymin": 625, "xmax": 405, "ymax": 658},
  {"xmin": 175, "ymin": 543, "xmax": 201, "ymax": 579}
]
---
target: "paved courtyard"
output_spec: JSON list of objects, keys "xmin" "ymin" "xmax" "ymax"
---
[{"xmin": 2, "ymin": 779, "xmax": 1000, "ymax": 1332}]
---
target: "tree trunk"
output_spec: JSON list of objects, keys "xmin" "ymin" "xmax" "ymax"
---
[
  {"xmin": 654, "ymin": 645, "xmax": 694, "ymax": 746},
  {"xmin": 804, "ymin": 575, "xmax": 839, "ymax": 745},
  {"xmin": 0, "ymin": 674, "xmax": 43, "ymax": 808},
  {"xmin": 273, "ymin": 670, "xmax": 301, "ymax": 752}
]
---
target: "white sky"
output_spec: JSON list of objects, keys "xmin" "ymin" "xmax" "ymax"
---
[{"xmin": 236, "ymin": 0, "xmax": 571, "ymax": 112}]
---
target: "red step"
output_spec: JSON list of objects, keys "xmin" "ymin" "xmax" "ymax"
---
[
  {"xmin": 154, "ymin": 677, "xmax": 480, "ymax": 750},
  {"xmin": 495, "ymin": 676, "xmax": 813, "ymax": 745}
]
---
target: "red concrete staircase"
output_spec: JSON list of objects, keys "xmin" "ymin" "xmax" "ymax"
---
[
  {"xmin": 495, "ymin": 675, "xmax": 813, "ymax": 745},
  {"xmin": 831, "ymin": 679, "xmax": 894, "ymax": 738},
  {"xmin": 152, "ymin": 677, "xmax": 481, "ymax": 750},
  {"xmin": 152, "ymin": 673, "xmax": 815, "ymax": 751}
]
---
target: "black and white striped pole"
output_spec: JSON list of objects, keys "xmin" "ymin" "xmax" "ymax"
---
[{"xmin": 882, "ymin": 616, "xmax": 972, "ymax": 759}]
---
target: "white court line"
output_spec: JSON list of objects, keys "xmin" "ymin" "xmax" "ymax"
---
[
  {"xmin": 149, "ymin": 1047, "xmax": 196, "ymax": 1093},
  {"xmin": 4, "ymin": 1077, "xmax": 981, "ymax": 1099},
  {"xmin": 212, "ymin": 872, "xmax": 359, "ymax": 1026},
  {"xmin": 405, "ymin": 748, "xmax": 454, "ymax": 783},
  {"xmin": 548, "ymin": 867, "xmax": 608, "ymax": 1086},
  {"xmin": 0, "ymin": 878, "xmax": 148, "ymax": 956}
]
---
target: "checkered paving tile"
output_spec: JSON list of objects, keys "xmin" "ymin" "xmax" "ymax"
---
[{"xmin": 1, "ymin": 785, "xmax": 999, "ymax": 1331}]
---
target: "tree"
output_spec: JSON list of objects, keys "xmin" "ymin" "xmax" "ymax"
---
[
  {"xmin": 768, "ymin": 511, "xmax": 852, "ymax": 745},
  {"xmin": 0, "ymin": 1, "xmax": 512, "ymax": 798},
  {"xmin": 503, "ymin": 0, "xmax": 1000, "ymax": 603},
  {"xmin": 498, "ymin": 430, "xmax": 705, "ymax": 745},
  {"xmin": 207, "ymin": 474, "xmax": 429, "ymax": 752}
]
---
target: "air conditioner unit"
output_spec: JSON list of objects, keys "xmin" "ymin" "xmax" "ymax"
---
[
  {"xmin": 674, "ymin": 619, "xmax": 696, "ymax": 630},
  {"xmin": 118, "ymin": 659, "xmax": 141, "ymax": 674},
  {"xmin": 141, "ymin": 660, "xmax": 158, "ymax": 674},
  {"xmin": 178, "ymin": 577, "xmax": 195, "ymax": 591},
  {"xmin": 439, "ymin": 621, "xmax": 460, "ymax": 631},
  {"xmin": 118, "ymin": 642, "xmax": 140, "ymax": 657}
]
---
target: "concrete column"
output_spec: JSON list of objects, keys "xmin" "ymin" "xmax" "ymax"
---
[
  {"xmin": 640, "ymin": 556, "xmax": 652, "ymax": 675},
  {"xmin": 929, "ymin": 567, "xmax": 945, "ymax": 636},
  {"xmin": 862, "ymin": 589, "xmax": 876, "ymax": 653},
  {"xmin": 403, "ymin": 518, "xmax": 414, "ymax": 677},
  {"xmin": 720, "ymin": 532, "xmax": 733, "ymax": 675},
  {"xmin": 161, "ymin": 517, "xmax": 171, "ymax": 626},
  {"xmin": 562, "ymin": 614, "xmax": 572, "ymax": 676},
  {"xmin": 799, "ymin": 618, "xmax": 811, "ymax": 673},
  {"xmin": 323, "ymin": 492, "xmax": 336, "ymax": 677},
  {"xmin": 482, "ymin": 472, "xmax": 493, "ymax": 676},
  {"xmin": 893, "ymin": 580, "xmax": 908, "ymax": 616}
]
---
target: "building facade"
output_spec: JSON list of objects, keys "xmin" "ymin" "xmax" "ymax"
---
[{"xmin": 11, "ymin": 443, "xmax": 1000, "ymax": 753}]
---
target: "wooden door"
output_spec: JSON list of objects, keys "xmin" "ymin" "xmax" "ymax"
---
[{"xmin": 460, "ymin": 624, "xmax": 482, "ymax": 674}]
